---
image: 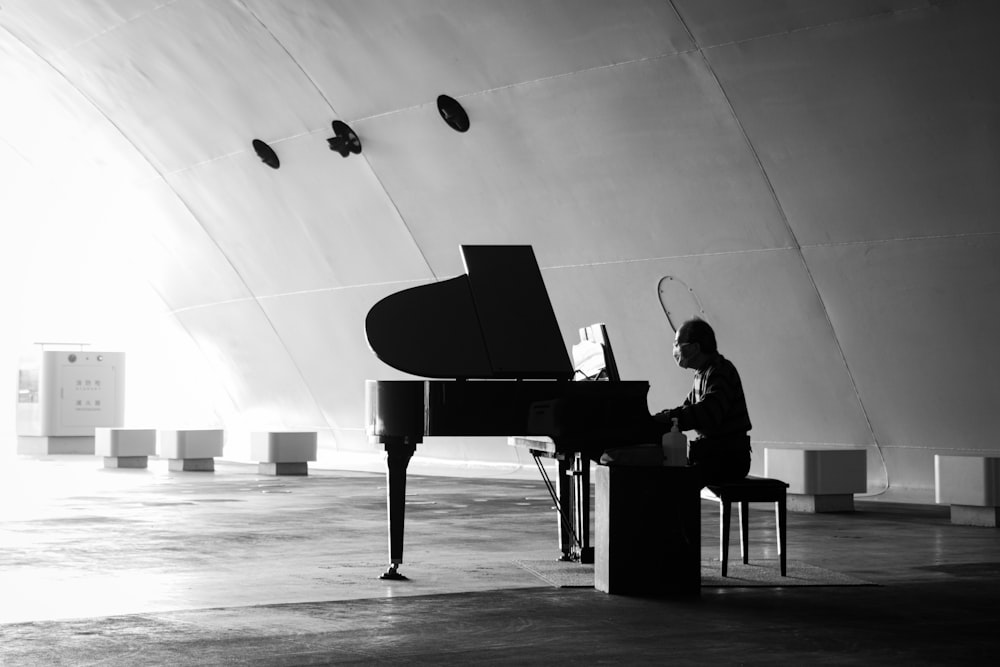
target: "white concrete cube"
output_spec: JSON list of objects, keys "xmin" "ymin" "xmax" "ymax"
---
[
  {"xmin": 935, "ymin": 455, "xmax": 1000, "ymax": 507},
  {"xmin": 95, "ymin": 428, "xmax": 156, "ymax": 457},
  {"xmin": 158, "ymin": 429, "xmax": 225, "ymax": 459},
  {"xmin": 250, "ymin": 431, "xmax": 317, "ymax": 463},
  {"xmin": 251, "ymin": 431, "xmax": 317, "ymax": 476},
  {"xmin": 765, "ymin": 448, "xmax": 867, "ymax": 495}
]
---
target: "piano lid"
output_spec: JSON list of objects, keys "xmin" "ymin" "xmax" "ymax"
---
[{"xmin": 365, "ymin": 245, "xmax": 573, "ymax": 379}]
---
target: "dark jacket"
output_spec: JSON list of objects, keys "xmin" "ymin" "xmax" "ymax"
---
[{"xmin": 668, "ymin": 353, "xmax": 751, "ymax": 443}]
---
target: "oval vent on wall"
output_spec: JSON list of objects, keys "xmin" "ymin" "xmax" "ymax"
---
[{"xmin": 658, "ymin": 275, "xmax": 707, "ymax": 333}]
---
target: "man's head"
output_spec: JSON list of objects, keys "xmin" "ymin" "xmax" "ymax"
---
[{"xmin": 672, "ymin": 317, "xmax": 717, "ymax": 369}]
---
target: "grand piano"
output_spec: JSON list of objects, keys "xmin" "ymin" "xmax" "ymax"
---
[{"xmin": 364, "ymin": 245, "xmax": 655, "ymax": 580}]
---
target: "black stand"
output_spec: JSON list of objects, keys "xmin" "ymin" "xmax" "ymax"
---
[
  {"xmin": 594, "ymin": 465, "xmax": 700, "ymax": 596},
  {"xmin": 532, "ymin": 450, "xmax": 593, "ymax": 563}
]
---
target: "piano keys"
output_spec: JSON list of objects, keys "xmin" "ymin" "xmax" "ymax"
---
[{"xmin": 364, "ymin": 245, "xmax": 656, "ymax": 579}]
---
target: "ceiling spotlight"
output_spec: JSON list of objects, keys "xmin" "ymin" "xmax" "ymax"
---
[
  {"xmin": 327, "ymin": 120, "xmax": 362, "ymax": 157},
  {"xmin": 252, "ymin": 139, "xmax": 280, "ymax": 169},
  {"xmin": 437, "ymin": 94, "xmax": 469, "ymax": 132}
]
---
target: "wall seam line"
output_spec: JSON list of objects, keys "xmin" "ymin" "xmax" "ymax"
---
[{"xmin": 668, "ymin": 0, "xmax": 889, "ymax": 492}]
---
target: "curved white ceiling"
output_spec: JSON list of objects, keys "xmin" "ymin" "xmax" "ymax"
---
[{"xmin": 2, "ymin": 0, "xmax": 998, "ymax": 497}]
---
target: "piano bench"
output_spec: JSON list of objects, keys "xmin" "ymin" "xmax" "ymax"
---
[
  {"xmin": 251, "ymin": 431, "xmax": 317, "ymax": 476},
  {"xmin": 700, "ymin": 476, "xmax": 789, "ymax": 577},
  {"xmin": 95, "ymin": 428, "xmax": 156, "ymax": 469}
]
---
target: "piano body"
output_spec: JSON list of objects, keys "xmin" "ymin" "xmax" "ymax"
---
[{"xmin": 364, "ymin": 245, "xmax": 655, "ymax": 579}]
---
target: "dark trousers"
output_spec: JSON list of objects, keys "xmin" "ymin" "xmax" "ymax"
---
[{"xmin": 689, "ymin": 435, "xmax": 752, "ymax": 487}]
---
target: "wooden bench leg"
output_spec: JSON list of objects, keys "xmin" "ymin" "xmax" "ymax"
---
[
  {"xmin": 739, "ymin": 500, "xmax": 750, "ymax": 564},
  {"xmin": 776, "ymin": 497, "xmax": 787, "ymax": 576},
  {"xmin": 721, "ymin": 501, "xmax": 731, "ymax": 577}
]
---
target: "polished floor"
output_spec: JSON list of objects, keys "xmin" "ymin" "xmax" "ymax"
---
[{"xmin": 1, "ymin": 453, "xmax": 999, "ymax": 665}]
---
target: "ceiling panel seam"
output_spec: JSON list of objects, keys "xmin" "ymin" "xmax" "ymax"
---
[
  {"xmin": 0, "ymin": 134, "xmax": 31, "ymax": 163},
  {"xmin": 676, "ymin": 3, "xmax": 933, "ymax": 52},
  {"xmin": 253, "ymin": 278, "xmax": 433, "ymax": 302},
  {"xmin": 800, "ymin": 230, "xmax": 1000, "ymax": 249},
  {"xmin": 541, "ymin": 246, "xmax": 793, "ymax": 271},
  {"xmin": 167, "ymin": 278, "xmax": 436, "ymax": 315},
  {"xmin": 235, "ymin": 0, "xmax": 340, "ymax": 115},
  {"xmin": 669, "ymin": 0, "xmax": 888, "ymax": 491},
  {"xmin": 165, "ymin": 129, "xmax": 319, "ymax": 174},
  {"xmin": 273, "ymin": 52, "xmax": 701, "ymax": 132},
  {"xmin": 386, "ymin": 50, "xmax": 730, "ymax": 123},
  {"xmin": 753, "ymin": 439, "xmax": 876, "ymax": 448},
  {"xmin": 23, "ymin": 0, "xmax": 181, "ymax": 53}
]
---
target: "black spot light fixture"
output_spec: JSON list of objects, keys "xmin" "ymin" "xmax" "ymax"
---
[
  {"xmin": 327, "ymin": 120, "xmax": 362, "ymax": 157},
  {"xmin": 437, "ymin": 94, "xmax": 469, "ymax": 132},
  {"xmin": 252, "ymin": 139, "xmax": 280, "ymax": 169},
  {"xmin": 254, "ymin": 96, "xmax": 465, "ymax": 170}
]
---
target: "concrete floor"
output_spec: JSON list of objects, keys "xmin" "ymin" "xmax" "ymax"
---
[{"xmin": 1, "ymin": 454, "xmax": 999, "ymax": 665}]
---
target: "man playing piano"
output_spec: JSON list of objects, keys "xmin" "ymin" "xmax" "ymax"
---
[{"xmin": 653, "ymin": 317, "xmax": 752, "ymax": 486}]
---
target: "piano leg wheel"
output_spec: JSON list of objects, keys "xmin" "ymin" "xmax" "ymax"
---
[{"xmin": 379, "ymin": 564, "xmax": 409, "ymax": 581}]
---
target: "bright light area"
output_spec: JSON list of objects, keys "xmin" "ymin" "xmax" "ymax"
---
[{"xmin": 1, "ymin": 141, "xmax": 229, "ymax": 453}]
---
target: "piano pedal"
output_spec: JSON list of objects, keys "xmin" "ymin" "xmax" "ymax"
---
[
  {"xmin": 560, "ymin": 547, "xmax": 594, "ymax": 564},
  {"xmin": 379, "ymin": 564, "xmax": 409, "ymax": 581}
]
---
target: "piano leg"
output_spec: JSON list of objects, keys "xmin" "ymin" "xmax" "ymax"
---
[{"xmin": 381, "ymin": 439, "xmax": 417, "ymax": 580}]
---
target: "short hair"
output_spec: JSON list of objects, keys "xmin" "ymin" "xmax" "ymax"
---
[{"xmin": 679, "ymin": 317, "xmax": 717, "ymax": 354}]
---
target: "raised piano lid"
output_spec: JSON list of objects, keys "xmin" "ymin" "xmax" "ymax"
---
[{"xmin": 365, "ymin": 245, "xmax": 573, "ymax": 379}]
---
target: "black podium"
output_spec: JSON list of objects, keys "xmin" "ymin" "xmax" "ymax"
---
[{"xmin": 594, "ymin": 464, "xmax": 701, "ymax": 596}]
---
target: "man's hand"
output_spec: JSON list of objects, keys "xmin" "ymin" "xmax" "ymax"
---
[{"xmin": 652, "ymin": 410, "xmax": 674, "ymax": 424}]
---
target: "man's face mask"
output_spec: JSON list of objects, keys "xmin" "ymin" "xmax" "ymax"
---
[{"xmin": 672, "ymin": 338, "xmax": 697, "ymax": 369}]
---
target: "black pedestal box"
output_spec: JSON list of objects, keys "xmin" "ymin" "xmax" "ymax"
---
[{"xmin": 595, "ymin": 464, "xmax": 701, "ymax": 596}]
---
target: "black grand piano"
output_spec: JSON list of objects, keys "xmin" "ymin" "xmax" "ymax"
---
[{"xmin": 364, "ymin": 245, "xmax": 655, "ymax": 580}]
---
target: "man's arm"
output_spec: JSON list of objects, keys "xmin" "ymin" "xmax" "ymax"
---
[
  {"xmin": 653, "ymin": 388, "xmax": 696, "ymax": 425},
  {"xmin": 666, "ymin": 365, "xmax": 747, "ymax": 434},
  {"xmin": 670, "ymin": 378, "xmax": 732, "ymax": 431}
]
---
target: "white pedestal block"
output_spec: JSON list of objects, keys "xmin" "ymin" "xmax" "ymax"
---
[
  {"xmin": 17, "ymin": 436, "xmax": 95, "ymax": 455},
  {"xmin": 251, "ymin": 432, "xmax": 317, "ymax": 476},
  {"xmin": 950, "ymin": 505, "xmax": 1000, "ymax": 527},
  {"xmin": 764, "ymin": 448, "xmax": 867, "ymax": 512},
  {"xmin": 158, "ymin": 429, "xmax": 225, "ymax": 472},
  {"xmin": 786, "ymin": 493, "xmax": 855, "ymax": 513},
  {"xmin": 103, "ymin": 456, "xmax": 149, "ymax": 469},
  {"xmin": 95, "ymin": 428, "xmax": 156, "ymax": 469},
  {"xmin": 935, "ymin": 455, "xmax": 1000, "ymax": 526}
]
